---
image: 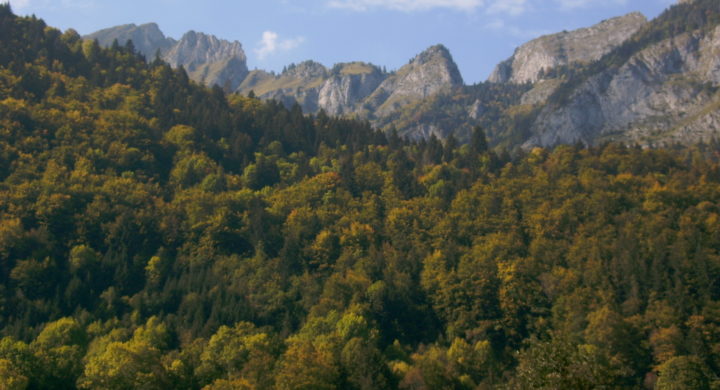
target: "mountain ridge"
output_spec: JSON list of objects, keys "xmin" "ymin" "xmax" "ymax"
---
[
  {"xmin": 488, "ymin": 12, "xmax": 648, "ymax": 84},
  {"xmin": 522, "ymin": 0, "xmax": 720, "ymax": 148},
  {"xmin": 84, "ymin": 1, "xmax": 720, "ymax": 149},
  {"xmin": 85, "ymin": 24, "xmax": 249, "ymax": 91}
]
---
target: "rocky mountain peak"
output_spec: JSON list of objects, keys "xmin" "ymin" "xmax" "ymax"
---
[
  {"xmin": 413, "ymin": 44, "xmax": 454, "ymax": 65},
  {"xmin": 418, "ymin": 44, "xmax": 463, "ymax": 87},
  {"xmin": 389, "ymin": 44, "xmax": 464, "ymax": 90},
  {"xmin": 164, "ymin": 31, "xmax": 246, "ymax": 71},
  {"xmin": 366, "ymin": 44, "xmax": 464, "ymax": 117},
  {"xmin": 137, "ymin": 22, "xmax": 162, "ymax": 36},
  {"xmin": 489, "ymin": 12, "xmax": 647, "ymax": 84}
]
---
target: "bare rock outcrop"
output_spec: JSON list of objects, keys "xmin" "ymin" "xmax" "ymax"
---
[
  {"xmin": 489, "ymin": 13, "xmax": 647, "ymax": 84},
  {"xmin": 525, "ymin": 24, "xmax": 720, "ymax": 147}
]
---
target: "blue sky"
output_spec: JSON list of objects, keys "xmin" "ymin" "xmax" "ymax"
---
[{"xmin": 7, "ymin": 0, "xmax": 676, "ymax": 83}]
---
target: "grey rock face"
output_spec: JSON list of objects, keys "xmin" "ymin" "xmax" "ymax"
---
[
  {"xmin": 520, "ymin": 79, "xmax": 562, "ymax": 106},
  {"xmin": 489, "ymin": 12, "xmax": 647, "ymax": 84},
  {"xmin": 525, "ymin": 25, "xmax": 720, "ymax": 148},
  {"xmin": 370, "ymin": 44, "xmax": 464, "ymax": 116},
  {"xmin": 240, "ymin": 61, "xmax": 329, "ymax": 113},
  {"xmin": 162, "ymin": 31, "xmax": 248, "ymax": 89},
  {"xmin": 318, "ymin": 63, "xmax": 387, "ymax": 115},
  {"xmin": 164, "ymin": 31, "xmax": 246, "ymax": 71},
  {"xmin": 383, "ymin": 44, "xmax": 463, "ymax": 100},
  {"xmin": 468, "ymin": 100, "xmax": 485, "ymax": 120}
]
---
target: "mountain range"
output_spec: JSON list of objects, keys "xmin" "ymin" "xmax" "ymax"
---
[{"xmin": 86, "ymin": 0, "xmax": 720, "ymax": 149}]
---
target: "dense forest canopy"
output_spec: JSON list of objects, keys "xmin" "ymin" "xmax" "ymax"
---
[{"xmin": 1, "ymin": 4, "xmax": 720, "ymax": 389}]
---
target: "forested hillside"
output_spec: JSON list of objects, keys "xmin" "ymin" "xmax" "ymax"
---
[{"xmin": 1, "ymin": 5, "xmax": 720, "ymax": 389}]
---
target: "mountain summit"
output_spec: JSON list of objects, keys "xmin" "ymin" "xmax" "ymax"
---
[
  {"xmin": 489, "ymin": 12, "xmax": 647, "ymax": 84},
  {"xmin": 164, "ymin": 31, "xmax": 248, "ymax": 90}
]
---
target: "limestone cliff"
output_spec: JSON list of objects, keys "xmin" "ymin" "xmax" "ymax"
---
[
  {"xmin": 525, "ymin": 23, "xmax": 720, "ymax": 147},
  {"xmin": 368, "ymin": 45, "xmax": 464, "ymax": 117},
  {"xmin": 236, "ymin": 61, "xmax": 328, "ymax": 113},
  {"xmin": 317, "ymin": 62, "xmax": 387, "ymax": 116},
  {"xmin": 489, "ymin": 13, "xmax": 647, "ymax": 84}
]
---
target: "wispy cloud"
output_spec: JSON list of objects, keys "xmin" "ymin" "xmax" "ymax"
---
[
  {"xmin": 327, "ymin": 0, "xmax": 632, "ymax": 14},
  {"xmin": 327, "ymin": 0, "xmax": 484, "ymax": 12},
  {"xmin": 255, "ymin": 31, "xmax": 305, "ymax": 60},
  {"xmin": 327, "ymin": 0, "xmax": 540, "ymax": 15},
  {"xmin": 555, "ymin": 0, "xmax": 627, "ymax": 9},
  {"xmin": 485, "ymin": 18, "xmax": 549, "ymax": 39},
  {"xmin": 487, "ymin": 0, "xmax": 528, "ymax": 16}
]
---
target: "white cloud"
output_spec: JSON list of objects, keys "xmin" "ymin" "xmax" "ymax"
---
[
  {"xmin": 485, "ymin": 18, "xmax": 549, "ymax": 38},
  {"xmin": 327, "ymin": 0, "xmax": 632, "ymax": 14},
  {"xmin": 327, "ymin": 0, "xmax": 538, "ymax": 15},
  {"xmin": 327, "ymin": 0, "xmax": 484, "ymax": 12},
  {"xmin": 255, "ymin": 31, "xmax": 305, "ymax": 60},
  {"xmin": 487, "ymin": 0, "xmax": 528, "ymax": 15},
  {"xmin": 555, "ymin": 0, "xmax": 626, "ymax": 9}
]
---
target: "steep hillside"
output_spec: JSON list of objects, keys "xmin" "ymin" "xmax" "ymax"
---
[
  {"xmin": 524, "ymin": 0, "xmax": 720, "ymax": 147},
  {"xmin": 375, "ymin": 82, "xmax": 531, "ymax": 142},
  {"xmin": 3, "ymin": 6, "xmax": 720, "ymax": 389}
]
